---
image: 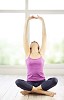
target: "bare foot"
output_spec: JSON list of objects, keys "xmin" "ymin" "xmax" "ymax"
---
[
  {"xmin": 44, "ymin": 91, "xmax": 56, "ymax": 97},
  {"xmin": 35, "ymin": 86, "xmax": 56, "ymax": 97},
  {"xmin": 20, "ymin": 86, "xmax": 37, "ymax": 95},
  {"xmin": 32, "ymin": 88, "xmax": 56, "ymax": 97},
  {"xmin": 20, "ymin": 90, "xmax": 31, "ymax": 95}
]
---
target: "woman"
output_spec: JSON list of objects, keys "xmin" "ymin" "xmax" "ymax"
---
[{"xmin": 15, "ymin": 15, "xmax": 58, "ymax": 97}]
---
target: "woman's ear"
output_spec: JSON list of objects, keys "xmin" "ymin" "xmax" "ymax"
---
[
  {"xmin": 38, "ymin": 46, "xmax": 39, "ymax": 50},
  {"xmin": 38, "ymin": 45, "xmax": 40, "ymax": 50},
  {"xmin": 38, "ymin": 45, "xmax": 40, "ymax": 53}
]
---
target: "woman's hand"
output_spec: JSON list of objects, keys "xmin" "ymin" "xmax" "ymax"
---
[
  {"xmin": 37, "ymin": 15, "xmax": 44, "ymax": 21},
  {"xmin": 27, "ymin": 16, "xmax": 37, "ymax": 21},
  {"xmin": 26, "ymin": 15, "xmax": 44, "ymax": 23}
]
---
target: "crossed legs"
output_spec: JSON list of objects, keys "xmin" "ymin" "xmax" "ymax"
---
[
  {"xmin": 20, "ymin": 86, "xmax": 56, "ymax": 97},
  {"xmin": 15, "ymin": 77, "xmax": 58, "ymax": 97}
]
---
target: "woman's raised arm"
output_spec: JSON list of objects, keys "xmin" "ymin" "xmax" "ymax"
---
[
  {"xmin": 37, "ymin": 15, "xmax": 46, "ymax": 57},
  {"xmin": 23, "ymin": 16, "xmax": 36, "ymax": 57}
]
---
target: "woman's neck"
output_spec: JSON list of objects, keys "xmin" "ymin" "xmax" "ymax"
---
[{"xmin": 30, "ymin": 52, "xmax": 40, "ymax": 57}]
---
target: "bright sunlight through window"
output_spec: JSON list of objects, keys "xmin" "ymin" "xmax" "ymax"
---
[{"xmin": 0, "ymin": 0, "xmax": 64, "ymax": 65}]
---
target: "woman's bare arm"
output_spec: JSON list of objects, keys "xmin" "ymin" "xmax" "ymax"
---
[
  {"xmin": 37, "ymin": 15, "xmax": 46, "ymax": 57},
  {"xmin": 23, "ymin": 16, "xmax": 36, "ymax": 57}
]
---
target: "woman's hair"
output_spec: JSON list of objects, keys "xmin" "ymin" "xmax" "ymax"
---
[{"xmin": 30, "ymin": 41, "xmax": 40, "ymax": 54}]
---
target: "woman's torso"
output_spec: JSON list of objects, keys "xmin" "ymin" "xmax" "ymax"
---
[{"xmin": 25, "ymin": 53, "xmax": 45, "ymax": 81}]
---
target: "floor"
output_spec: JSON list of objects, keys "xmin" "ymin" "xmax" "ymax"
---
[{"xmin": 0, "ymin": 75, "xmax": 64, "ymax": 100}]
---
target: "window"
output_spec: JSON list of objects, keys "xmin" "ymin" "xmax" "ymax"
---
[
  {"xmin": 30, "ymin": 14, "xmax": 64, "ymax": 64},
  {"xmin": 29, "ymin": 0, "xmax": 64, "ymax": 10},
  {"xmin": 0, "ymin": 0, "xmax": 25, "ymax": 10},
  {"xmin": 0, "ymin": 0, "xmax": 64, "ymax": 65},
  {"xmin": 0, "ymin": 13, "xmax": 25, "ymax": 65}
]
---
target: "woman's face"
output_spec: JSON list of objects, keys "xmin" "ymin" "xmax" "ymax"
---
[{"xmin": 30, "ymin": 42, "xmax": 39, "ymax": 50}]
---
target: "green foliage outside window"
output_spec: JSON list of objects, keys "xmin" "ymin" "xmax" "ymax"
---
[{"xmin": 0, "ymin": 40, "xmax": 64, "ymax": 65}]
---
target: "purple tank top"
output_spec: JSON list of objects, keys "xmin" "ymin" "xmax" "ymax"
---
[{"xmin": 26, "ymin": 56, "xmax": 45, "ymax": 81}]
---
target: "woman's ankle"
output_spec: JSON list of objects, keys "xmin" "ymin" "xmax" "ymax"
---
[
  {"xmin": 36, "ymin": 85, "xmax": 42, "ymax": 90},
  {"xmin": 31, "ymin": 86, "xmax": 37, "ymax": 92}
]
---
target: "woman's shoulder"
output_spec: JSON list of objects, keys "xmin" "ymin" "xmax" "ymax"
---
[{"xmin": 25, "ymin": 53, "xmax": 45, "ymax": 60}]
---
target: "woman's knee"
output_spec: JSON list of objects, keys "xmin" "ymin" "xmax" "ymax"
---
[
  {"xmin": 15, "ymin": 79, "xmax": 23, "ymax": 86},
  {"xmin": 52, "ymin": 77, "xmax": 58, "ymax": 85}
]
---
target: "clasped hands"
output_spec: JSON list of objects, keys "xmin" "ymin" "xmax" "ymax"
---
[{"xmin": 27, "ymin": 15, "xmax": 44, "ymax": 21}]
